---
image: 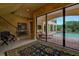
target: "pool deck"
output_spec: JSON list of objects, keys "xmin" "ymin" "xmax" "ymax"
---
[{"xmin": 40, "ymin": 35, "xmax": 79, "ymax": 50}]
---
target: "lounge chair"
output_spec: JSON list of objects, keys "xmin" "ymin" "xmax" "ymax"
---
[{"xmin": 0, "ymin": 31, "xmax": 16, "ymax": 45}]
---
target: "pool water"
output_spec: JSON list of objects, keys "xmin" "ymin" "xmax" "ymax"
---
[{"xmin": 55, "ymin": 33, "xmax": 79, "ymax": 38}]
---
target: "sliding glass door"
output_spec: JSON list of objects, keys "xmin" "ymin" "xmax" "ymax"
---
[
  {"xmin": 36, "ymin": 15, "xmax": 46, "ymax": 41},
  {"xmin": 47, "ymin": 10, "xmax": 63, "ymax": 45},
  {"xmin": 65, "ymin": 4, "xmax": 79, "ymax": 50},
  {"xmin": 36, "ymin": 4, "xmax": 79, "ymax": 50}
]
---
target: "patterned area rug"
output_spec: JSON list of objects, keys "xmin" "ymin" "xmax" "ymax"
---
[{"xmin": 5, "ymin": 42, "xmax": 75, "ymax": 56}]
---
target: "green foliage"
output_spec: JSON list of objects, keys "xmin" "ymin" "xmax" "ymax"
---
[
  {"xmin": 57, "ymin": 25, "xmax": 63, "ymax": 31},
  {"xmin": 56, "ymin": 21, "xmax": 79, "ymax": 33},
  {"xmin": 65, "ymin": 21, "xmax": 79, "ymax": 33},
  {"xmin": 47, "ymin": 21, "xmax": 79, "ymax": 33}
]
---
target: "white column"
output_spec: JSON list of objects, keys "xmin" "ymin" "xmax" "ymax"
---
[
  {"xmin": 42, "ymin": 22, "xmax": 44, "ymax": 32},
  {"xmin": 53, "ymin": 24, "xmax": 54, "ymax": 31}
]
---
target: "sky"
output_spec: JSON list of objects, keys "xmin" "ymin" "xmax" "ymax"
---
[{"xmin": 52, "ymin": 16, "xmax": 79, "ymax": 25}]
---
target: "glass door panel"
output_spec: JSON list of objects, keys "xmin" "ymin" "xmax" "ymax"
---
[
  {"xmin": 36, "ymin": 15, "xmax": 46, "ymax": 41},
  {"xmin": 65, "ymin": 4, "xmax": 79, "ymax": 50},
  {"xmin": 47, "ymin": 10, "xmax": 63, "ymax": 45}
]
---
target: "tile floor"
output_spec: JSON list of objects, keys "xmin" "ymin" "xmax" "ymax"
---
[{"xmin": 0, "ymin": 39, "xmax": 36, "ymax": 56}]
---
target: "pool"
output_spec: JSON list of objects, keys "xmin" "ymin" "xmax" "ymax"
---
[{"xmin": 55, "ymin": 33, "xmax": 79, "ymax": 38}]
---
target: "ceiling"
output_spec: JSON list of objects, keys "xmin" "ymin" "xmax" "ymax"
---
[
  {"xmin": 20, "ymin": 3, "xmax": 46, "ymax": 12},
  {"xmin": 0, "ymin": 3, "xmax": 46, "ymax": 16},
  {"xmin": 14, "ymin": 3, "xmax": 47, "ymax": 18},
  {"xmin": 0, "ymin": 4, "xmax": 22, "ymax": 15},
  {"xmin": 0, "ymin": 3, "xmax": 75, "ymax": 18}
]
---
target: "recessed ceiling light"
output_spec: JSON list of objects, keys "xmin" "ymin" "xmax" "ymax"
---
[{"xmin": 26, "ymin": 9, "xmax": 30, "ymax": 12}]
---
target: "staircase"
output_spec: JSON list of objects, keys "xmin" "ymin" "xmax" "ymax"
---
[{"xmin": 0, "ymin": 16, "xmax": 17, "ymax": 35}]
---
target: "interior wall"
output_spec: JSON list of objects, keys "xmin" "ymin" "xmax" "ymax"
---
[{"xmin": 0, "ymin": 14, "xmax": 32, "ymax": 38}]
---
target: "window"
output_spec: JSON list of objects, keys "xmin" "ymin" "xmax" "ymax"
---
[
  {"xmin": 36, "ymin": 4, "xmax": 79, "ymax": 50},
  {"xmin": 65, "ymin": 4, "xmax": 79, "ymax": 50},
  {"xmin": 47, "ymin": 10, "xmax": 63, "ymax": 45},
  {"xmin": 36, "ymin": 15, "xmax": 46, "ymax": 41}
]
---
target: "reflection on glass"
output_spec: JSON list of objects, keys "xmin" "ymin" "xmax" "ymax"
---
[
  {"xmin": 47, "ymin": 10, "xmax": 63, "ymax": 45},
  {"xmin": 37, "ymin": 15, "xmax": 46, "ymax": 41}
]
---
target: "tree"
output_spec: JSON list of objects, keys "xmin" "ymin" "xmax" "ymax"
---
[{"xmin": 65, "ymin": 21, "xmax": 79, "ymax": 33}]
